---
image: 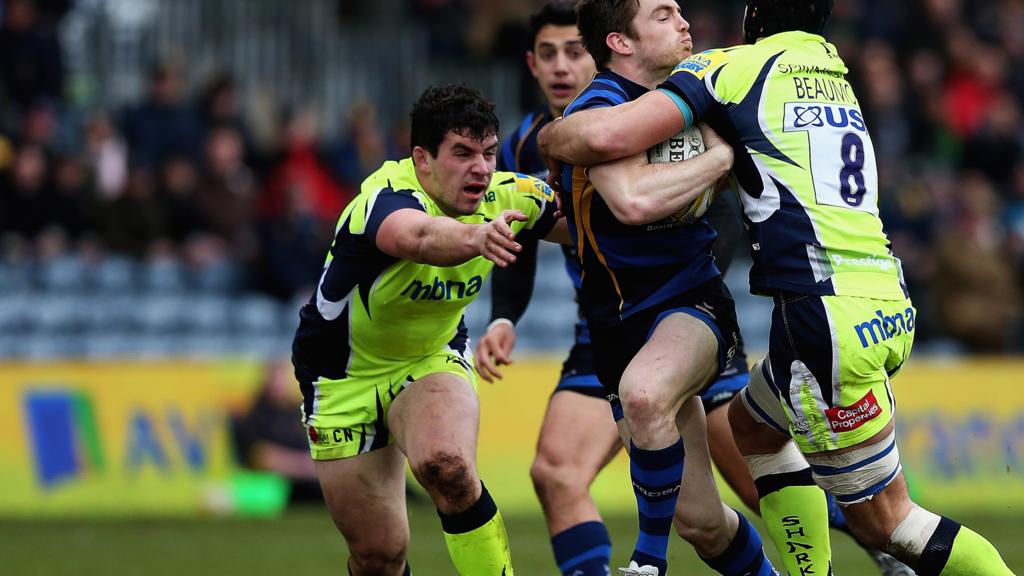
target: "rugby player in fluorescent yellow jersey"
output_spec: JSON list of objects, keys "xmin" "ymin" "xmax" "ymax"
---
[
  {"xmin": 292, "ymin": 84, "xmax": 566, "ymax": 576},
  {"xmin": 538, "ymin": 1, "xmax": 1013, "ymax": 575}
]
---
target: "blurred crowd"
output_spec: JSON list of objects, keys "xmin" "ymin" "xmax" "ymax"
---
[{"xmin": 1, "ymin": 0, "xmax": 1022, "ymax": 352}]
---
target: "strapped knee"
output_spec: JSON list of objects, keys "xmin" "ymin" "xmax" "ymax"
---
[
  {"xmin": 804, "ymin": 429, "xmax": 902, "ymax": 505},
  {"xmin": 888, "ymin": 504, "xmax": 942, "ymax": 559}
]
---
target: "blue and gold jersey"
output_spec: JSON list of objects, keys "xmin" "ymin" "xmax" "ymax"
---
[
  {"xmin": 560, "ymin": 70, "xmax": 719, "ymax": 324},
  {"xmin": 499, "ymin": 108, "xmax": 553, "ymax": 178},
  {"xmin": 659, "ymin": 31, "xmax": 906, "ymax": 300}
]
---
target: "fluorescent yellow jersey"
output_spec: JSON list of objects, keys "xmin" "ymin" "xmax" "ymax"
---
[
  {"xmin": 292, "ymin": 157, "xmax": 558, "ymax": 383},
  {"xmin": 659, "ymin": 31, "xmax": 907, "ymax": 301}
]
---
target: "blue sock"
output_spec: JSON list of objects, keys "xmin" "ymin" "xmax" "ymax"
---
[
  {"xmin": 701, "ymin": 510, "xmax": 778, "ymax": 576},
  {"xmin": 551, "ymin": 521, "xmax": 612, "ymax": 576},
  {"xmin": 825, "ymin": 492, "xmax": 853, "ymax": 535},
  {"xmin": 629, "ymin": 438, "xmax": 685, "ymax": 573}
]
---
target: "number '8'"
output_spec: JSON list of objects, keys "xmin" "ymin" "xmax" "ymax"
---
[{"xmin": 839, "ymin": 133, "xmax": 866, "ymax": 206}]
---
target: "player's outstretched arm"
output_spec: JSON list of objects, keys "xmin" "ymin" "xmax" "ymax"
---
[
  {"xmin": 589, "ymin": 124, "xmax": 733, "ymax": 225},
  {"xmin": 376, "ymin": 208, "xmax": 528, "ymax": 268},
  {"xmin": 538, "ymin": 90, "xmax": 687, "ymax": 166}
]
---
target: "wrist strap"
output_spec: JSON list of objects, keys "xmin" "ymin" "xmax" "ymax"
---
[{"xmin": 486, "ymin": 318, "xmax": 515, "ymax": 333}]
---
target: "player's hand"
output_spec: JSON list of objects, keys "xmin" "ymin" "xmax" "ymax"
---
[
  {"xmin": 542, "ymin": 164, "xmax": 565, "ymax": 219},
  {"xmin": 699, "ymin": 122, "xmax": 728, "ymax": 150},
  {"xmin": 474, "ymin": 320, "xmax": 517, "ymax": 382},
  {"xmin": 475, "ymin": 210, "xmax": 527, "ymax": 268},
  {"xmin": 699, "ymin": 122, "xmax": 733, "ymax": 167}
]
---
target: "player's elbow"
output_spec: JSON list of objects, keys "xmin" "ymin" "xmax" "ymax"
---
[{"xmin": 609, "ymin": 195, "xmax": 657, "ymax": 226}]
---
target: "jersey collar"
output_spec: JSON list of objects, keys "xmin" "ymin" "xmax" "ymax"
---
[{"xmin": 755, "ymin": 30, "xmax": 827, "ymax": 45}]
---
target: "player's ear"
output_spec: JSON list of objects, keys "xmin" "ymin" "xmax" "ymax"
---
[
  {"xmin": 412, "ymin": 146, "xmax": 432, "ymax": 175},
  {"xmin": 526, "ymin": 50, "xmax": 539, "ymax": 79},
  {"xmin": 606, "ymin": 32, "xmax": 632, "ymax": 58}
]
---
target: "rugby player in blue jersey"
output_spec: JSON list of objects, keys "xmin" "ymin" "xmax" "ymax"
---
[
  {"xmin": 475, "ymin": 2, "xmax": 761, "ymax": 575},
  {"xmin": 538, "ymin": 1, "xmax": 1013, "ymax": 575},
  {"xmin": 483, "ymin": 2, "xmax": 784, "ymax": 575}
]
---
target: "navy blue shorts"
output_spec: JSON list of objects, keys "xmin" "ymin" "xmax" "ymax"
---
[
  {"xmin": 554, "ymin": 339, "xmax": 605, "ymax": 398},
  {"xmin": 587, "ymin": 277, "xmax": 744, "ymax": 421}
]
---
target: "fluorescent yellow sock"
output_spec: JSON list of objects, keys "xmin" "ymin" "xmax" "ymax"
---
[
  {"xmin": 922, "ymin": 520, "xmax": 1014, "ymax": 576},
  {"xmin": 438, "ymin": 483, "xmax": 514, "ymax": 575},
  {"xmin": 756, "ymin": 471, "xmax": 833, "ymax": 576}
]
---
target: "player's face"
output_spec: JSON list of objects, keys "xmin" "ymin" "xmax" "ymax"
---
[
  {"xmin": 631, "ymin": 0, "xmax": 692, "ymax": 74},
  {"xmin": 418, "ymin": 131, "xmax": 498, "ymax": 217},
  {"xmin": 527, "ymin": 25, "xmax": 596, "ymax": 115}
]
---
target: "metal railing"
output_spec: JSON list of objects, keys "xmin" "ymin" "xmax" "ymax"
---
[{"xmin": 60, "ymin": 0, "xmax": 523, "ymax": 135}]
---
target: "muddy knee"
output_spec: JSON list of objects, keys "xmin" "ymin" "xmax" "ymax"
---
[{"xmin": 411, "ymin": 450, "xmax": 478, "ymax": 512}]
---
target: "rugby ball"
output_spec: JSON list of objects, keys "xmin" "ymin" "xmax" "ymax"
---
[{"xmin": 646, "ymin": 125, "xmax": 716, "ymax": 224}]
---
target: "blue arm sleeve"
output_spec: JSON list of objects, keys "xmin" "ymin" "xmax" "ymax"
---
[
  {"xmin": 658, "ymin": 70, "xmax": 717, "ymax": 124},
  {"xmin": 657, "ymin": 88, "xmax": 695, "ymax": 130}
]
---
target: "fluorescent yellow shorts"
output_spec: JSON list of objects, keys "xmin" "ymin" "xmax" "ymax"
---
[
  {"xmin": 301, "ymin": 345, "xmax": 477, "ymax": 461},
  {"xmin": 742, "ymin": 294, "xmax": 915, "ymax": 453}
]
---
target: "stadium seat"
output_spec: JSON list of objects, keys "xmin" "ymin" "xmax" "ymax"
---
[
  {"xmin": 136, "ymin": 295, "xmax": 187, "ymax": 334},
  {"xmin": 38, "ymin": 256, "xmax": 87, "ymax": 294},
  {"xmin": 0, "ymin": 295, "xmax": 32, "ymax": 333},
  {"xmin": 33, "ymin": 295, "xmax": 86, "ymax": 335},
  {"xmin": 189, "ymin": 261, "xmax": 242, "ymax": 294},
  {"xmin": 94, "ymin": 258, "xmax": 139, "ymax": 294},
  {"xmin": 139, "ymin": 259, "xmax": 187, "ymax": 294},
  {"xmin": 233, "ymin": 295, "xmax": 282, "ymax": 334},
  {"xmin": 0, "ymin": 261, "xmax": 33, "ymax": 294},
  {"xmin": 179, "ymin": 296, "xmax": 232, "ymax": 334}
]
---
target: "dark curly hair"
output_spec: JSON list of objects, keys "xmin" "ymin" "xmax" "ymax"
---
[
  {"xmin": 575, "ymin": 0, "xmax": 640, "ymax": 70},
  {"xmin": 528, "ymin": 1, "xmax": 579, "ymax": 50},
  {"xmin": 409, "ymin": 84, "xmax": 499, "ymax": 156}
]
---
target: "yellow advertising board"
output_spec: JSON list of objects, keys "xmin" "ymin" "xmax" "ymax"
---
[
  {"xmin": 1, "ymin": 358, "xmax": 1021, "ymax": 517},
  {"xmin": 0, "ymin": 362, "xmax": 263, "ymax": 516},
  {"xmin": 478, "ymin": 357, "xmax": 1024, "ymax": 515},
  {"xmin": 890, "ymin": 360, "xmax": 1024, "ymax": 513}
]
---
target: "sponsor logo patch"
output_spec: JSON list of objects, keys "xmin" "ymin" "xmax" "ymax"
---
[
  {"xmin": 854, "ymin": 307, "xmax": 916, "ymax": 348},
  {"xmin": 825, "ymin": 390, "xmax": 882, "ymax": 433},
  {"xmin": 671, "ymin": 50, "xmax": 728, "ymax": 80},
  {"xmin": 307, "ymin": 426, "xmax": 355, "ymax": 446}
]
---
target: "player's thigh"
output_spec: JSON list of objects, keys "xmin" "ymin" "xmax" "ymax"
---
[
  {"xmin": 386, "ymin": 342, "xmax": 481, "ymax": 465},
  {"xmin": 316, "ymin": 444, "xmax": 410, "ymax": 553},
  {"xmin": 766, "ymin": 293, "xmax": 914, "ymax": 453},
  {"xmin": 389, "ymin": 371, "xmax": 480, "ymax": 471},
  {"xmin": 535, "ymin": 389, "xmax": 622, "ymax": 481},
  {"xmin": 622, "ymin": 311, "xmax": 720, "ymax": 409}
]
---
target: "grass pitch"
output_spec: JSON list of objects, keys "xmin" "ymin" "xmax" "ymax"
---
[{"xmin": 3, "ymin": 503, "xmax": 1021, "ymax": 575}]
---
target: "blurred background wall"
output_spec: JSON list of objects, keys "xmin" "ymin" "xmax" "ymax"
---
[{"xmin": 0, "ymin": 0, "xmax": 1022, "ymax": 516}]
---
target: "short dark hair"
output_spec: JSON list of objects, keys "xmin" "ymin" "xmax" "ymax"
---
[
  {"xmin": 409, "ymin": 84, "xmax": 499, "ymax": 156},
  {"xmin": 528, "ymin": 1, "xmax": 579, "ymax": 50},
  {"xmin": 575, "ymin": 0, "xmax": 641, "ymax": 69},
  {"xmin": 743, "ymin": 0, "xmax": 834, "ymax": 44}
]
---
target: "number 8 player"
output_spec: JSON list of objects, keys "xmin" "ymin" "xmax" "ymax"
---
[{"xmin": 538, "ymin": 1, "xmax": 1013, "ymax": 574}]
